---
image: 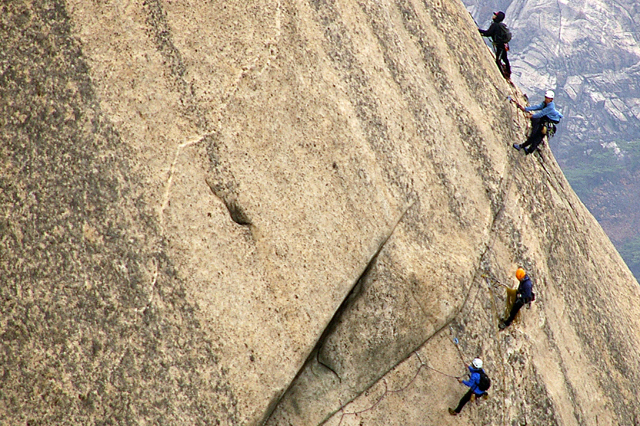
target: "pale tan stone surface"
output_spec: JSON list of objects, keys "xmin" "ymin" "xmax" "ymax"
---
[{"xmin": 2, "ymin": 0, "xmax": 639, "ymax": 425}]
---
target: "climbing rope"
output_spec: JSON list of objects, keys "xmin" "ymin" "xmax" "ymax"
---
[
  {"xmin": 335, "ymin": 349, "xmax": 465, "ymax": 425},
  {"xmin": 415, "ymin": 351, "xmax": 464, "ymax": 379},
  {"xmin": 336, "ymin": 352, "xmax": 427, "ymax": 426},
  {"xmin": 482, "ymin": 273, "xmax": 512, "ymax": 289},
  {"xmin": 335, "ymin": 168, "xmax": 517, "ymax": 425}
]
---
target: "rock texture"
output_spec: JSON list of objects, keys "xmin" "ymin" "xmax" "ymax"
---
[{"xmin": 1, "ymin": 1, "xmax": 639, "ymax": 426}]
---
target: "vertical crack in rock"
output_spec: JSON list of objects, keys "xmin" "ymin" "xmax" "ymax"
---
[
  {"xmin": 262, "ymin": 201, "xmax": 415, "ymax": 425},
  {"xmin": 204, "ymin": 133, "xmax": 253, "ymax": 227},
  {"xmin": 315, "ymin": 240, "xmax": 381, "ymax": 378},
  {"xmin": 315, "ymin": 200, "xmax": 416, "ymax": 365}
]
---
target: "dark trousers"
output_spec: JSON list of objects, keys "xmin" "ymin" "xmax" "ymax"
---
[
  {"xmin": 454, "ymin": 389, "xmax": 474, "ymax": 413},
  {"xmin": 521, "ymin": 117, "xmax": 556, "ymax": 153},
  {"xmin": 495, "ymin": 44, "xmax": 511, "ymax": 78},
  {"xmin": 503, "ymin": 297, "xmax": 525, "ymax": 327}
]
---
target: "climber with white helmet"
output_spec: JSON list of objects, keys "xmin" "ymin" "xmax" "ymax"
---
[
  {"xmin": 512, "ymin": 90, "xmax": 564, "ymax": 154},
  {"xmin": 499, "ymin": 268, "xmax": 535, "ymax": 330},
  {"xmin": 449, "ymin": 358, "xmax": 491, "ymax": 416}
]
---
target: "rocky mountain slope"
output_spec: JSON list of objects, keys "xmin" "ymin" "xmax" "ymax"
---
[
  {"xmin": 1, "ymin": 1, "xmax": 640, "ymax": 425},
  {"xmin": 464, "ymin": 0, "xmax": 640, "ymax": 279}
]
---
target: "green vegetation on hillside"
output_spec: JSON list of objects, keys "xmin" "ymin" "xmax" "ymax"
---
[
  {"xmin": 556, "ymin": 138, "xmax": 640, "ymax": 282},
  {"xmin": 560, "ymin": 139, "xmax": 640, "ymax": 199},
  {"xmin": 619, "ymin": 236, "xmax": 640, "ymax": 280}
]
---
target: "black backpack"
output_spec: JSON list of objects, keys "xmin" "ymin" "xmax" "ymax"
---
[
  {"xmin": 495, "ymin": 23, "xmax": 512, "ymax": 43},
  {"xmin": 478, "ymin": 370, "xmax": 491, "ymax": 391}
]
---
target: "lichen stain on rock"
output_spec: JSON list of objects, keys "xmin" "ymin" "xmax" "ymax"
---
[{"xmin": 1, "ymin": 2, "xmax": 238, "ymax": 425}]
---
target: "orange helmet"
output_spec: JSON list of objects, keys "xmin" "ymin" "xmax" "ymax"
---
[{"xmin": 516, "ymin": 268, "xmax": 526, "ymax": 281}]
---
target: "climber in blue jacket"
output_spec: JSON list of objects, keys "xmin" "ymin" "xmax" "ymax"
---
[
  {"xmin": 449, "ymin": 358, "xmax": 489, "ymax": 416},
  {"xmin": 513, "ymin": 90, "xmax": 563, "ymax": 154}
]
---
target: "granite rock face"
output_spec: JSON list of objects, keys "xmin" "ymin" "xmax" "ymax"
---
[{"xmin": 1, "ymin": 1, "xmax": 639, "ymax": 425}]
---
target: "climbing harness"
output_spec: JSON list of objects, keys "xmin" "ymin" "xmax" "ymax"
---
[{"xmin": 543, "ymin": 121, "xmax": 557, "ymax": 138}]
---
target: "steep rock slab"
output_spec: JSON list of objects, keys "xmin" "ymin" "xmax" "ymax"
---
[
  {"xmin": 265, "ymin": 0, "xmax": 519, "ymax": 423},
  {"xmin": 322, "ymin": 149, "xmax": 640, "ymax": 425},
  {"xmin": 3, "ymin": 0, "xmax": 640, "ymax": 426},
  {"xmin": 62, "ymin": 0, "xmax": 516, "ymax": 424},
  {"xmin": 51, "ymin": 0, "xmax": 410, "ymax": 422}
]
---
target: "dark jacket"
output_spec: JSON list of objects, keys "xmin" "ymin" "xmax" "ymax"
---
[
  {"xmin": 478, "ymin": 23, "xmax": 501, "ymax": 42},
  {"xmin": 478, "ymin": 11, "xmax": 506, "ymax": 42},
  {"xmin": 517, "ymin": 275, "xmax": 533, "ymax": 302},
  {"xmin": 462, "ymin": 366, "xmax": 486, "ymax": 395}
]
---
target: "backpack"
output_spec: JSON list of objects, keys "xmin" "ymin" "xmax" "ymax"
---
[
  {"xmin": 495, "ymin": 23, "xmax": 512, "ymax": 43},
  {"xmin": 478, "ymin": 370, "xmax": 491, "ymax": 391}
]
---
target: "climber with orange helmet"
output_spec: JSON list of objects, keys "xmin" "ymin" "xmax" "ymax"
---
[{"xmin": 499, "ymin": 268, "xmax": 534, "ymax": 330}]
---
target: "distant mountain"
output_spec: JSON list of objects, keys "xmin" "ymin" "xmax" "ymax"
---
[{"xmin": 464, "ymin": 0, "xmax": 640, "ymax": 279}]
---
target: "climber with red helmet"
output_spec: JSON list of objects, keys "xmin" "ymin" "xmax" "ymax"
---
[
  {"xmin": 499, "ymin": 268, "xmax": 534, "ymax": 330},
  {"xmin": 478, "ymin": 11, "xmax": 512, "ymax": 81}
]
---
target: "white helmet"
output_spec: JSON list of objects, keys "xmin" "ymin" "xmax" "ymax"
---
[
  {"xmin": 472, "ymin": 358, "xmax": 483, "ymax": 369},
  {"xmin": 545, "ymin": 90, "xmax": 555, "ymax": 99}
]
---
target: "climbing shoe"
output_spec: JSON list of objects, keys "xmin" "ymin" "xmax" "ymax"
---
[
  {"xmin": 448, "ymin": 408, "xmax": 458, "ymax": 416},
  {"xmin": 498, "ymin": 321, "xmax": 508, "ymax": 330},
  {"xmin": 512, "ymin": 143, "xmax": 521, "ymax": 151},
  {"xmin": 482, "ymin": 393, "xmax": 489, "ymax": 400}
]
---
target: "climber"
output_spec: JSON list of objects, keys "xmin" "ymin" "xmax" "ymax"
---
[
  {"xmin": 448, "ymin": 358, "xmax": 490, "ymax": 416},
  {"xmin": 478, "ymin": 11, "xmax": 511, "ymax": 81},
  {"xmin": 512, "ymin": 90, "xmax": 563, "ymax": 155},
  {"xmin": 499, "ymin": 268, "xmax": 534, "ymax": 329}
]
